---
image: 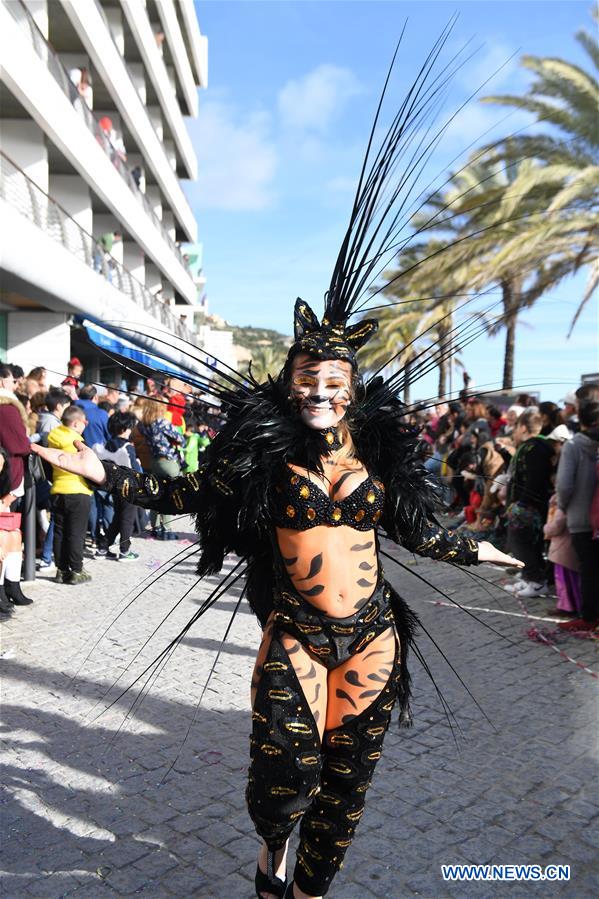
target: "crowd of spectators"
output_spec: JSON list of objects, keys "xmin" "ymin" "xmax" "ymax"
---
[
  {"xmin": 0, "ymin": 357, "xmax": 596, "ymax": 633},
  {"xmin": 413, "ymin": 383, "xmax": 599, "ymax": 632},
  {"xmin": 0, "ymin": 358, "xmax": 220, "ymax": 617}
]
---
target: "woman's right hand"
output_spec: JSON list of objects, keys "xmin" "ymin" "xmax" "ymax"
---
[{"xmin": 31, "ymin": 441, "xmax": 107, "ymax": 486}]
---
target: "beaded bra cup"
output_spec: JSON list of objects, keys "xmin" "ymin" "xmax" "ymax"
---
[{"xmin": 271, "ymin": 466, "xmax": 385, "ymax": 531}]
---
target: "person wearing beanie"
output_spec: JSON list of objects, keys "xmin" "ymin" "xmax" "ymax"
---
[
  {"xmin": 504, "ymin": 404, "xmax": 524, "ymax": 436},
  {"xmin": 61, "ymin": 357, "xmax": 83, "ymax": 398}
]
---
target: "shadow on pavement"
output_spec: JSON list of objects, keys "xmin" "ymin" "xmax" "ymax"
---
[{"xmin": 1, "ymin": 656, "xmax": 255, "ymax": 897}]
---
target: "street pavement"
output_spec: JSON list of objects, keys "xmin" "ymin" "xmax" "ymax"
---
[{"xmin": 1, "ymin": 521, "xmax": 597, "ymax": 898}]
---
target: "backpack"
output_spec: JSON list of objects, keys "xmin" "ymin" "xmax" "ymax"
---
[{"xmin": 96, "ymin": 444, "xmax": 133, "ymax": 469}]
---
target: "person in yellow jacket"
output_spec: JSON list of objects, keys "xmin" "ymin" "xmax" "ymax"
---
[{"xmin": 47, "ymin": 406, "xmax": 93, "ymax": 585}]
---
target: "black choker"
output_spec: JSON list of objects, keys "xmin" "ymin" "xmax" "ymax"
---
[{"xmin": 320, "ymin": 427, "xmax": 343, "ymax": 452}]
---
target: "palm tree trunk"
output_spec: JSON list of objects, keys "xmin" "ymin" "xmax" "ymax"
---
[
  {"xmin": 501, "ymin": 279, "xmax": 520, "ymax": 390},
  {"xmin": 403, "ymin": 359, "xmax": 411, "ymax": 405},
  {"xmin": 437, "ymin": 319, "xmax": 450, "ymax": 398}
]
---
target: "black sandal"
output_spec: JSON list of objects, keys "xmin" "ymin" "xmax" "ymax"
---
[{"xmin": 255, "ymin": 848, "xmax": 288, "ymax": 898}]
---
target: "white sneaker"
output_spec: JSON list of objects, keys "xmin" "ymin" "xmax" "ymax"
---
[
  {"xmin": 517, "ymin": 581, "xmax": 547, "ymax": 598},
  {"xmin": 503, "ymin": 578, "xmax": 525, "ymax": 593}
]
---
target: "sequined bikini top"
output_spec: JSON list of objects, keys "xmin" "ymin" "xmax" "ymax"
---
[{"xmin": 271, "ymin": 466, "xmax": 385, "ymax": 531}]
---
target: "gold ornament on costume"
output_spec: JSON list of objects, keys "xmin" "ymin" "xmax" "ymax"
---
[
  {"xmin": 291, "ymin": 297, "xmax": 378, "ymax": 364},
  {"xmin": 268, "ymin": 689, "xmax": 292, "ymax": 701},
  {"xmin": 270, "ymin": 786, "xmax": 298, "ymax": 797},
  {"xmin": 284, "ymin": 720, "xmax": 313, "ymax": 735},
  {"xmin": 260, "ymin": 743, "xmax": 283, "ymax": 756}
]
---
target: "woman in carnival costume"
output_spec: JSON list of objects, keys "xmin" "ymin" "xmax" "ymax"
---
[{"xmin": 34, "ymin": 28, "xmax": 522, "ymax": 899}]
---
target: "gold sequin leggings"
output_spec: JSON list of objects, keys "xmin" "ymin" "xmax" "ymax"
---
[{"xmin": 246, "ymin": 624, "xmax": 400, "ymax": 896}]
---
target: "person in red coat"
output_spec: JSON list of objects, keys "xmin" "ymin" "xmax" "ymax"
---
[
  {"xmin": 0, "ymin": 366, "xmax": 33, "ymax": 609},
  {"xmin": 164, "ymin": 377, "xmax": 187, "ymax": 429},
  {"xmin": 0, "ymin": 366, "xmax": 31, "ymax": 495}
]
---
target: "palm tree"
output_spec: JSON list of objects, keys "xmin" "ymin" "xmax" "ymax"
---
[
  {"xmin": 376, "ymin": 18, "xmax": 599, "ymax": 389},
  {"xmin": 247, "ymin": 343, "xmax": 288, "ymax": 382},
  {"xmin": 398, "ymin": 148, "xmax": 596, "ymax": 388},
  {"xmin": 361, "ymin": 239, "xmax": 470, "ymax": 401},
  {"xmin": 359, "ymin": 300, "xmax": 429, "ymax": 404},
  {"xmin": 480, "ymin": 15, "xmax": 599, "ymax": 332},
  {"xmin": 417, "ymin": 294, "xmax": 464, "ymax": 399},
  {"xmin": 388, "ymin": 160, "xmax": 533, "ymax": 390}
]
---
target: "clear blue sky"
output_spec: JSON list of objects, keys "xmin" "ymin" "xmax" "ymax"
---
[{"xmin": 186, "ymin": 1, "xmax": 597, "ymax": 402}]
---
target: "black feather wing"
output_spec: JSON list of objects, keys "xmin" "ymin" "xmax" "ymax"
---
[{"xmin": 352, "ymin": 377, "xmax": 442, "ymax": 545}]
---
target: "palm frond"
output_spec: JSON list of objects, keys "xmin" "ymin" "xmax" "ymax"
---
[{"xmin": 568, "ymin": 258, "xmax": 599, "ymax": 337}]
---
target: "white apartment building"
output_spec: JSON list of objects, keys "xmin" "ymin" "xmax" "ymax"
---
[{"xmin": 0, "ymin": 0, "xmax": 225, "ymax": 389}]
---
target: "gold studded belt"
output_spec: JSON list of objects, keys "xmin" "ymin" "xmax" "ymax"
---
[{"xmin": 272, "ymin": 579, "xmax": 394, "ymax": 670}]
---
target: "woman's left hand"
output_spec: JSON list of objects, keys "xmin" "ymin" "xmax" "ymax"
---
[{"xmin": 477, "ymin": 540, "xmax": 524, "ymax": 568}]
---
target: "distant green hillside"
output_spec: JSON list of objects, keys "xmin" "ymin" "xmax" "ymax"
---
[
  {"xmin": 199, "ymin": 312, "xmax": 292, "ymax": 379},
  {"xmin": 229, "ymin": 323, "xmax": 292, "ymax": 353},
  {"xmin": 200, "ymin": 311, "xmax": 291, "ymax": 351}
]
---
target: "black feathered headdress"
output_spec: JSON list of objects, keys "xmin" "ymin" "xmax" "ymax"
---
[{"xmin": 290, "ymin": 297, "xmax": 378, "ymax": 366}]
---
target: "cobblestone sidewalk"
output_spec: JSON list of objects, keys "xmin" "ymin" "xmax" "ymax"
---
[{"xmin": 1, "ymin": 524, "xmax": 597, "ymax": 898}]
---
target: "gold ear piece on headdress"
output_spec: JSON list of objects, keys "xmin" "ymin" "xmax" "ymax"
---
[
  {"xmin": 344, "ymin": 319, "xmax": 378, "ymax": 350},
  {"xmin": 291, "ymin": 298, "xmax": 378, "ymax": 358},
  {"xmin": 293, "ymin": 298, "xmax": 321, "ymax": 340}
]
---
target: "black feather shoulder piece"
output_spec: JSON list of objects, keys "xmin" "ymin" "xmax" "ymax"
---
[{"xmin": 350, "ymin": 377, "xmax": 445, "ymax": 549}]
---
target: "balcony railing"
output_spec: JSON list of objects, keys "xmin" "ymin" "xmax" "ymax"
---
[
  {"xmin": 92, "ymin": 0, "xmax": 178, "ymax": 104},
  {"xmin": 0, "ymin": 151, "xmax": 198, "ymax": 346},
  {"xmin": 7, "ymin": 0, "xmax": 191, "ymax": 272}
]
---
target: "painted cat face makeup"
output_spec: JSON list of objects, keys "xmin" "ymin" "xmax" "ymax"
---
[{"xmin": 290, "ymin": 354, "xmax": 353, "ymax": 430}]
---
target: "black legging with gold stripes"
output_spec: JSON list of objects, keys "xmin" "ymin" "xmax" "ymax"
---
[{"xmin": 247, "ymin": 623, "xmax": 401, "ymax": 896}]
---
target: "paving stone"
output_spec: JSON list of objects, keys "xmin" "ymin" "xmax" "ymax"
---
[
  {"xmin": 554, "ymin": 838, "xmax": 596, "ymax": 865},
  {"xmin": 197, "ymin": 846, "xmax": 244, "ymax": 879},
  {"xmin": 579, "ymin": 825, "xmax": 599, "ymax": 849},
  {"xmin": 96, "ymin": 839, "xmax": 152, "ymax": 870},
  {"xmin": 159, "ymin": 866, "xmax": 211, "ymax": 896},
  {"xmin": 130, "ymin": 848, "xmax": 178, "ymax": 879},
  {"xmin": 196, "ymin": 819, "xmax": 242, "ymax": 849},
  {"xmin": 103, "ymin": 864, "xmax": 153, "ymax": 894},
  {"xmin": 454, "ymin": 835, "xmax": 505, "ymax": 864},
  {"xmin": 59, "ymin": 883, "xmax": 109, "ymax": 898},
  {"xmin": 16, "ymin": 874, "xmax": 83, "ymax": 897}
]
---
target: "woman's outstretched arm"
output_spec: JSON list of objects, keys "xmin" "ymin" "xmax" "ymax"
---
[
  {"xmin": 31, "ymin": 441, "xmax": 202, "ymax": 515},
  {"xmin": 100, "ymin": 460, "xmax": 203, "ymax": 513},
  {"xmin": 400, "ymin": 521, "xmax": 523, "ymax": 568}
]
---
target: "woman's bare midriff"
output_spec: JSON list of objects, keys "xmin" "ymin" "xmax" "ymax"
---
[{"xmin": 276, "ymin": 524, "xmax": 378, "ymax": 617}]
